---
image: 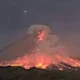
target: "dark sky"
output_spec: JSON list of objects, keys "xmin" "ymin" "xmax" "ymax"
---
[{"xmin": 0, "ymin": 0, "xmax": 80, "ymax": 56}]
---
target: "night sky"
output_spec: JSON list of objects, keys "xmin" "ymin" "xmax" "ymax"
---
[{"xmin": 0, "ymin": 0, "xmax": 80, "ymax": 57}]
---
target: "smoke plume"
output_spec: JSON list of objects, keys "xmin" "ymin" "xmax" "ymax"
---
[{"xmin": 27, "ymin": 24, "xmax": 68, "ymax": 56}]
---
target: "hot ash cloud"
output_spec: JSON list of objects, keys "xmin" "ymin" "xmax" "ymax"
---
[
  {"xmin": 0, "ymin": 24, "xmax": 80, "ymax": 70},
  {"xmin": 27, "ymin": 25, "xmax": 50, "ymax": 35},
  {"xmin": 27, "ymin": 25, "xmax": 67, "ymax": 56}
]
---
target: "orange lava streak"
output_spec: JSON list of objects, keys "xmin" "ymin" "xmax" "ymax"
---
[{"xmin": 38, "ymin": 30, "xmax": 46, "ymax": 41}]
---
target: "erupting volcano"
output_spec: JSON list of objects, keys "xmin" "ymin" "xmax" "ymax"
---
[{"xmin": 0, "ymin": 25, "xmax": 80, "ymax": 70}]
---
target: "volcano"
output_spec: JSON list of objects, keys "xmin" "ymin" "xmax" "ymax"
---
[{"xmin": 0, "ymin": 25, "xmax": 80, "ymax": 71}]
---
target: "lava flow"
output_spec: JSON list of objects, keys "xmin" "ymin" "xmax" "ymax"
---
[{"xmin": 0, "ymin": 25, "xmax": 80, "ymax": 70}]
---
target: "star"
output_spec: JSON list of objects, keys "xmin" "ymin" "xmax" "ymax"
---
[{"xmin": 24, "ymin": 10, "xmax": 27, "ymax": 13}]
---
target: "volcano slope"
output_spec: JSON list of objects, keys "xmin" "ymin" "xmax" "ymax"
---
[{"xmin": 0, "ymin": 66, "xmax": 80, "ymax": 80}]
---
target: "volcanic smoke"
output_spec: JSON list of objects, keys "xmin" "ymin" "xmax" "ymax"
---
[{"xmin": 0, "ymin": 25, "xmax": 80, "ymax": 70}]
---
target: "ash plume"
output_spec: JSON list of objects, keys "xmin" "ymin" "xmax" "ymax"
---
[{"xmin": 27, "ymin": 24, "xmax": 68, "ymax": 56}]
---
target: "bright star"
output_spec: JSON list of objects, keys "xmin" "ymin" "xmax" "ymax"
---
[{"xmin": 24, "ymin": 10, "xmax": 27, "ymax": 13}]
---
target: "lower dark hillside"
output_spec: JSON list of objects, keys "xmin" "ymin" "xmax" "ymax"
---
[{"xmin": 0, "ymin": 66, "xmax": 80, "ymax": 80}]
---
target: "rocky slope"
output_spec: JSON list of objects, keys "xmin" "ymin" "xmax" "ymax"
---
[{"xmin": 0, "ymin": 66, "xmax": 80, "ymax": 80}]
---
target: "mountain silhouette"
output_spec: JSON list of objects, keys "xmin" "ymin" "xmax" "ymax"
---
[
  {"xmin": 0, "ymin": 66, "xmax": 80, "ymax": 80},
  {"xmin": 0, "ymin": 35, "xmax": 37, "ymax": 60}
]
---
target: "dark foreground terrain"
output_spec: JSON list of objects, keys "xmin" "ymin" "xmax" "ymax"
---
[{"xmin": 0, "ymin": 66, "xmax": 80, "ymax": 80}]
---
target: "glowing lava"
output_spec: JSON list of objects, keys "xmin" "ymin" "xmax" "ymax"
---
[{"xmin": 38, "ymin": 30, "xmax": 46, "ymax": 41}]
